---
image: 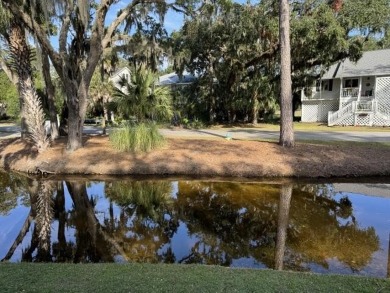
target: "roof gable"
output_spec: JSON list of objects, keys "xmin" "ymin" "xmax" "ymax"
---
[{"xmin": 109, "ymin": 67, "xmax": 131, "ymax": 80}]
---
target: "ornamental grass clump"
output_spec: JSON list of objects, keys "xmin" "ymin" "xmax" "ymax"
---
[{"xmin": 110, "ymin": 123, "xmax": 165, "ymax": 152}]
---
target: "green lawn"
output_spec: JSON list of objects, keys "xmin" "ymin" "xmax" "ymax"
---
[{"xmin": 0, "ymin": 263, "xmax": 389, "ymax": 293}]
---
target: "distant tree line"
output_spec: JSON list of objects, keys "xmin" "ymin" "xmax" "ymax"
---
[{"xmin": 1, "ymin": 0, "xmax": 390, "ymax": 151}]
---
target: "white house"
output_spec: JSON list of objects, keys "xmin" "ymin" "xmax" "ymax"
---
[
  {"xmin": 301, "ymin": 49, "xmax": 390, "ymax": 126},
  {"xmin": 108, "ymin": 67, "xmax": 131, "ymax": 90}
]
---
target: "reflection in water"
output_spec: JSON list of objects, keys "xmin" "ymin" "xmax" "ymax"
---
[
  {"xmin": 0, "ymin": 171, "xmax": 389, "ymax": 278},
  {"xmin": 275, "ymin": 184, "xmax": 292, "ymax": 271}
]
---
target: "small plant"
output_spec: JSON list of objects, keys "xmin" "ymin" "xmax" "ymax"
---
[
  {"xmin": 190, "ymin": 118, "xmax": 205, "ymax": 129},
  {"xmin": 109, "ymin": 122, "xmax": 166, "ymax": 152}
]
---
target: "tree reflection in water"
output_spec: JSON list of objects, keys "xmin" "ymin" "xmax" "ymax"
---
[
  {"xmin": 105, "ymin": 180, "xmax": 178, "ymax": 263},
  {"xmin": 174, "ymin": 181, "xmax": 379, "ymax": 272},
  {"xmin": 0, "ymin": 175, "xmax": 384, "ymax": 276}
]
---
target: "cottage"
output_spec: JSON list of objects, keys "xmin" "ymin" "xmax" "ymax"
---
[
  {"xmin": 108, "ymin": 67, "xmax": 131, "ymax": 90},
  {"xmin": 301, "ymin": 49, "xmax": 390, "ymax": 126}
]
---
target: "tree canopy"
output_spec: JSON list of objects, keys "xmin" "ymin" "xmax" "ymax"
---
[{"xmin": 2, "ymin": 0, "xmax": 390, "ymax": 150}]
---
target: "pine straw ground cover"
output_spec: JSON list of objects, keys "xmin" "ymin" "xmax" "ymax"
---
[{"xmin": 1, "ymin": 135, "xmax": 390, "ymax": 177}]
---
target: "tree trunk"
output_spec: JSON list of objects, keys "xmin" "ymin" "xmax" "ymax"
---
[
  {"xmin": 55, "ymin": 181, "xmax": 67, "ymax": 261},
  {"xmin": 65, "ymin": 181, "xmax": 98, "ymax": 262},
  {"xmin": 102, "ymin": 102, "xmax": 108, "ymax": 135},
  {"xmin": 275, "ymin": 184, "xmax": 292, "ymax": 270},
  {"xmin": 9, "ymin": 21, "xmax": 29, "ymax": 139},
  {"xmin": 208, "ymin": 60, "xmax": 216, "ymax": 124},
  {"xmin": 1, "ymin": 211, "xmax": 33, "ymax": 261},
  {"xmin": 387, "ymin": 232, "xmax": 390, "ymax": 278},
  {"xmin": 35, "ymin": 181, "xmax": 54, "ymax": 261},
  {"xmin": 279, "ymin": 0, "xmax": 295, "ymax": 147},
  {"xmin": 209, "ymin": 94, "xmax": 216, "ymax": 124},
  {"xmin": 9, "ymin": 21, "xmax": 49, "ymax": 151},
  {"xmin": 67, "ymin": 102, "xmax": 84, "ymax": 151},
  {"xmin": 251, "ymin": 93, "xmax": 259, "ymax": 125},
  {"xmin": 63, "ymin": 73, "xmax": 89, "ymax": 151},
  {"xmin": 41, "ymin": 51, "xmax": 59, "ymax": 140}
]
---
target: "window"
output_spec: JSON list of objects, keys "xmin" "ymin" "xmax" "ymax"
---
[
  {"xmin": 316, "ymin": 79, "xmax": 333, "ymax": 91},
  {"xmin": 344, "ymin": 78, "xmax": 358, "ymax": 88},
  {"xmin": 322, "ymin": 80, "xmax": 333, "ymax": 91}
]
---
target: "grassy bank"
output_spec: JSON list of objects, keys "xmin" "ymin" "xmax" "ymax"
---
[{"xmin": 0, "ymin": 263, "xmax": 389, "ymax": 293}]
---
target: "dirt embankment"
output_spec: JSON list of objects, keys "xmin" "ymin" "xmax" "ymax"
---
[{"xmin": 1, "ymin": 136, "xmax": 390, "ymax": 178}]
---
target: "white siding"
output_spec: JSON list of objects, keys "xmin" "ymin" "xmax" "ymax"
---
[{"xmin": 302, "ymin": 100, "xmax": 339, "ymax": 122}]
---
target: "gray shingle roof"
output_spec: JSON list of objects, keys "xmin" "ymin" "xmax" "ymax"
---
[
  {"xmin": 322, "ymin": 49, "xmax": 390, "ymax": 79},
  {"xmin": 158, "ymin": 71, "xmax": 197, "ymax": 85}
]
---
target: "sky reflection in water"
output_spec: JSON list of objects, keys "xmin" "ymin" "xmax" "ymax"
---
[{"xmin": 0, "ymin": 173, "xmax": 389, "ymax": 278}]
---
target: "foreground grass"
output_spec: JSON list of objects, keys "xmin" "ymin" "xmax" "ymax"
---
[{"xmin": 0, "ymin": 263, "xmax": 389, "ymax": 293}]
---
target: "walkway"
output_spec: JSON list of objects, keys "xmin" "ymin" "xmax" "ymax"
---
[
  {"xmin": 1, "ymin": 123, "xmax": 390, "ymax": 142},
  {"xmin": 160, "ymin": 128, "xmax": 390, "ymax": 143}
]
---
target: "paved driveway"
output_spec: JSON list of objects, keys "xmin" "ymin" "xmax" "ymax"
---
[
  {"xmin": 1, "ymin": 123, "xmax": 390, "ymax": 142},
  {"xmin": 160, "ymin": 128, "xmax": 390, "ymax": 143}
]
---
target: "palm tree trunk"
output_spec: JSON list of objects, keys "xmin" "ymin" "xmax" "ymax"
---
[
  {"xmin": 279, "ymin": 0, "xmax": 294, "ymax": 147},
  {"xmin": 36, "ymin": 181, "xmax": 54, "ymax": 261},
  {"xmin": 9, "ymin": 21, "xmax": 29, "ymax": 139},
  {"xmin": 9, "ymin": 21, "xmax": 49, "ymax": 151},
  {"xmin": 1, "ymin": 211, "xmax": 33, "ymax": 261}
]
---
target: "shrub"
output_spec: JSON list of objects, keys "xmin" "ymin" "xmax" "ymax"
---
[{"xmin": 109, "ymin": 123, "xmax": 165, "ymax": 152}]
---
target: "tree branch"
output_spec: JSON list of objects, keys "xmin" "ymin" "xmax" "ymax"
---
[
  {"xmin": 244, "ymin": 43, "xmax": 279, "ymax": 69},
  {"xmin": 102, "ymin": 0, "xmax": 142, "ymax": 49},
  {"xmin": 59, "ymin": 1, "xmax": 73, "ymax": 58}
]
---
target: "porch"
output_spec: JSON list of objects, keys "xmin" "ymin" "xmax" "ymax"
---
[{"xmin": 328, "ymin": 76, "xmax": 390, "ymax": 126}]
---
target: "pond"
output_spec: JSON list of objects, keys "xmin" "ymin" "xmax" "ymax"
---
[{"xmin": 0, "ymin": 170, "xmax": 389, "ymax": 278}]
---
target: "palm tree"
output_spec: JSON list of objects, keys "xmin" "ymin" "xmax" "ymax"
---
[
  {"xmin": 3, "ymin": 0, "xmax": 172, "ymax": 151},
  {"xmin": 279, "ymin": 0, "xmax": 294, "ymax": 147},
  {"xmin": 114, "ymin": 64, "xmax": 173, "ymax": 123},
  {"xmin": 2, "ymin": 16, "xmax": 49, "ymax": 151}
]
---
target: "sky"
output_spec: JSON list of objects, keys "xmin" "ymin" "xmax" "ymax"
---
[
  {"xmin": 106, "ymin": 0, "xmax": 254, "ymax": 34},
  {"xmin": 106, "ymin": 0, "xmax": 187, "ymax": 34}
]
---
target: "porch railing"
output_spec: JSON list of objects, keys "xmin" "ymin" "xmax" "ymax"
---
[
  {"xmin": 355, "ymin": 100, "xmax": 374, "ymax": 112},
  {"xmin": 328, "ymin": 102, "xmax": 353, "ymax": 125},
  {"xmin": 342, "ymin": 88, "xmax": 359, "ymax": 97}
]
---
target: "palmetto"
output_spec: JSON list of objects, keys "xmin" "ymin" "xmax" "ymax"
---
[{"xmin": 114, "ymin": 64, "xmax": 173, "ymax": 123}]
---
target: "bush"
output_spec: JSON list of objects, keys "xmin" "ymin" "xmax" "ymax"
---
[{"xmin": 109, "ymin": 123, "xmax": 166, "ymax": 152}]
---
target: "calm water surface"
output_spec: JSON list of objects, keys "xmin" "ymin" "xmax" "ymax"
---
[{"xmin": 0, "ymin": 171, "xmax": 389, "ymax": 278}]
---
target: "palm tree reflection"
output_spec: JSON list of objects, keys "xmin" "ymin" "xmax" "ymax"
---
[
  {"xmin": 0, "ymin": 176, "xmax": 383, "ymax": 276},
  {"xmin": 105, "ymin": 180, "xmax": 177, "ymax": 263}
]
